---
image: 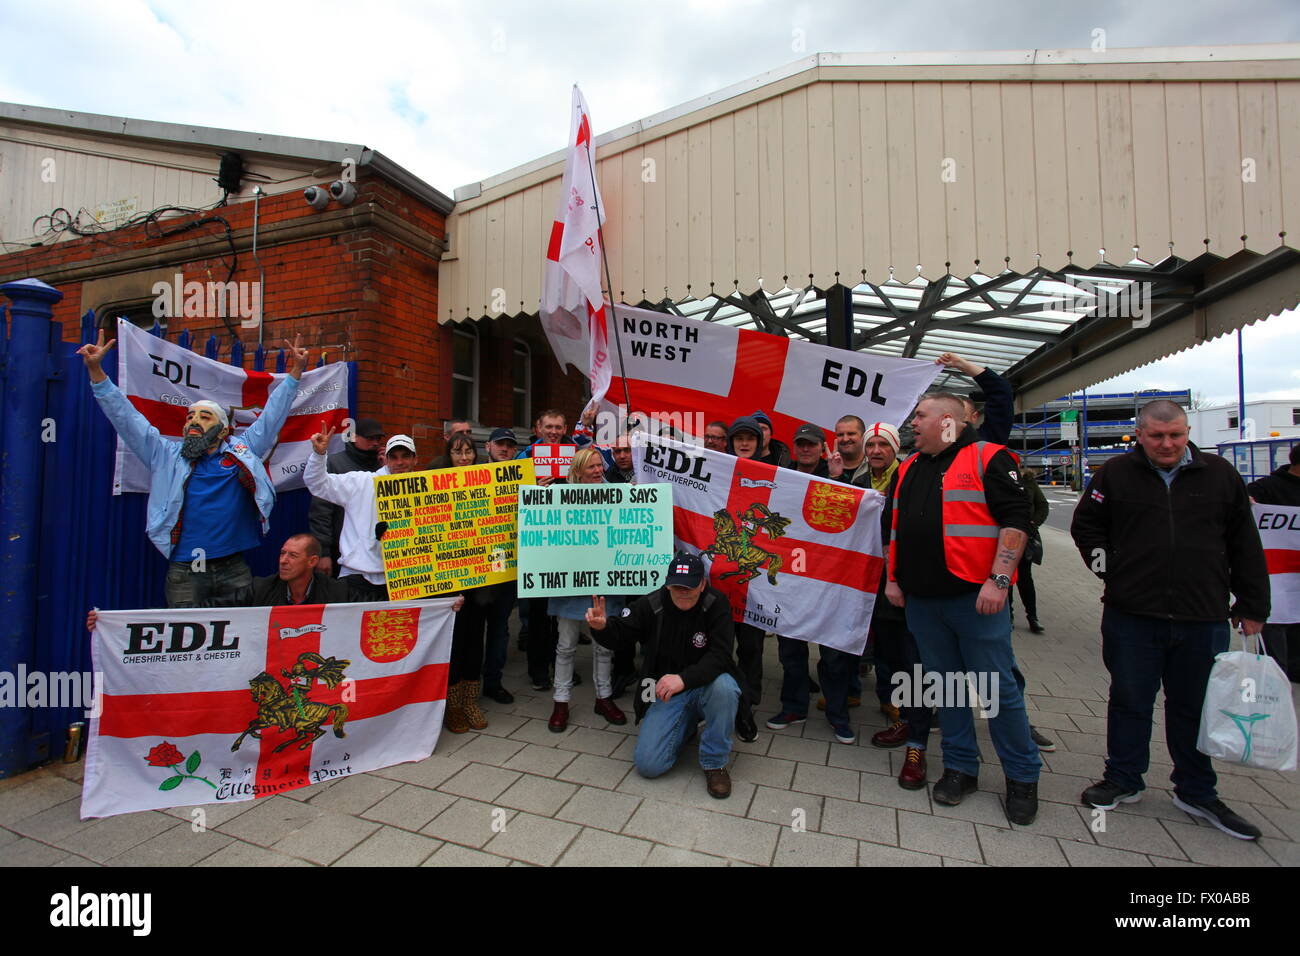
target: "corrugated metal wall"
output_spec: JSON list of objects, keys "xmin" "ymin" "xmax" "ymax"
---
[
  {"xmin": 0, "ymin": 124, "xmax": 321, "ymax": 245},
  {"xmin": 441, "ymin": 64, "xmax": 1300, "ymax": 320}
]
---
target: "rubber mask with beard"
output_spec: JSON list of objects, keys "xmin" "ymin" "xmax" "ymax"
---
[{"xmin": 180, "ymin": 422, "xmax": 225, "ymax": 460}]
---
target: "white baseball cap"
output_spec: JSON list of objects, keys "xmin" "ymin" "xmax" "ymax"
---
[{"xmin": 385, "ymin": 434, "xmax": 417, "ymax": 455}]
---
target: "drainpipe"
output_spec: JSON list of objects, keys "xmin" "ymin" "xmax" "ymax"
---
[{"xmin": 252, "ymin": 186, "xmax": 266, "ymax": 349}]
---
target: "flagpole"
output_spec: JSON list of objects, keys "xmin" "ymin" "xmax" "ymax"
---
[{"xmin": 582, "ymin": 125, "xmax": 634, "ymax": 429}]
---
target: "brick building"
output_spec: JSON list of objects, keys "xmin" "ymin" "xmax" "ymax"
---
[{"xmin": 0, "ymin": 102, "xmax": 588, "ymax": 458}]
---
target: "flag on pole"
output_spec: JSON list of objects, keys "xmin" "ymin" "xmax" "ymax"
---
[
  {"xmin": 631, "ymin": 434, "xmax": 885, "ymax": 653},
  {"xmin": 541, "ymin": 85, "xmax": 611, "ymax": 406},
  {"xmin": 1255, "ymin": 504, "xmax": 1300, "ymax": 624},
  {"xmin": 111, "ymin": 318, "xmax": 350, "ymax": 493},
  {"xmin": 82, "ymin": 599, "xmax": 455, "ymax": 819}
]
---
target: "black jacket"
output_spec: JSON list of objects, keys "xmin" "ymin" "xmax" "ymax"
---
[
  {"xmin": 892, "ymin": 425, "xmax": 1030, "ymax": 597},
  {"xmin": 593, "ymin": 585, "xmax": 740, "ymax": 721},
  {"xmin": 759, "ymin": 438, "xmax": 792, "ymax": 469},
  {"xmin": 202, "ymin": 571, "xmax": 352, "ymax": 607},
  {"xmin": 783, "ymin": 457, "xmax": 830, "ymax": 478},
  {"xmin": 309, "ymin": 442, "xmax": 382, "ymax": 562},
  {"xmin": 1248, "ymin": 466, "xmax": 1300, "ymax": 507},
  {"xmin": 1070, "ymin": 443, "xmax": 1270, "ymax": 622},
  {"xmin": 974, "ymin": 367, "xmax": 1014, "ymax": 445}
]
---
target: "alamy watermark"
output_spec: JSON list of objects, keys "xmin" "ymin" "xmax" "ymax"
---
[
  {"xmin": 1041, "ymin": 276, "xmax": 1152, "ymax": 328},
  {"xmin": 890, "ymin": 665, "xmax": 1000, "ymax": 718},
  {"xmin": 0, "ymin": 666, "xmax": 103, "ymax": 717},
  {"xmin": 152, "ymin": 273, "xmax": 262, "ymax": 329}
]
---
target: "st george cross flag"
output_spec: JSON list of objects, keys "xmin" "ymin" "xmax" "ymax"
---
[
  {"xmin": 541, "ymin": 85, "xmax": 612, "ymax": 407},
  {"xmin": 111, "ymin": 317, "xmax": 350, "ymax": 494},
  {"xmin": 1255, "ymin": 503, "xmax": 1300, "ymax": 624},
  {"xmin": 82, "ymin": 599, "xmax": 455, "ymax": 819},
  {"xmin": 632, "ymin": 434, "xmax": 885, "ymax": 653},
  {"xmin": 594, "ymin": 303, "xmax": 940, "ymax": 438}
]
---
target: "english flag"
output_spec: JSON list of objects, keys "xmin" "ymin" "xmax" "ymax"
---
[
  {"xmin": 111, "ymin": 317, "xmax": 350, "ymax": 494},
  {"xmin": 82, "ymin": 599, "xmax": 455, "ymax": 819},
  {"xmin": 541, "ymin": 85, "xmax": 611, "ymax": 407},
  {"xmin": 632, "ymin": 434, "xmax": 885, "ymax": 653},
  {"xmin": 597, "ymin": 303, "xmax": 940, "ymax": 439},
  {"xmin": 1255, "ymin": 504, "xmax": 1300, "ymax": 624}
]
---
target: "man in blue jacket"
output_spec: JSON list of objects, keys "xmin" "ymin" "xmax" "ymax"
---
[{"xmin": 78, "ymin": 328, "xmax": 310, "ymax": 607}]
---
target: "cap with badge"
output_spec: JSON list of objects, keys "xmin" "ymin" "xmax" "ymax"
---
[
  {"xmin": 665, "ymin": 551, "xmax": 706, "ymax": 588},
  {"xmin": 385, "ymin": 434, "xmax": 417, "ymax": 455},
  {"xmin": 792, "ymin": 423, "xmax": 825, "ymax": 445},
  {"xmin": 488, "ymin": 427, "xmax": 518, "ymax": 445}
]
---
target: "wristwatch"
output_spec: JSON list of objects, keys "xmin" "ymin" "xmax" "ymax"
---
[{"xmin": 988, "ymin": 573, "xmax": 1011, "ymax": 590}]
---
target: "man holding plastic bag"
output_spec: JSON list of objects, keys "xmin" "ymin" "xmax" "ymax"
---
[{"xmin": 1070, "ymin": 400, "xmax": 1274, "ymax": 841}]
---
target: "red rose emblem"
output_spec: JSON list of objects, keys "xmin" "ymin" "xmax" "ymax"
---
[{"xmin": 145, "ymin": 742, "xmax": 184, "ymax": 767}]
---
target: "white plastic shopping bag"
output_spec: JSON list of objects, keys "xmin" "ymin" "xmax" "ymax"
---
[{"xmin": 1197, "ymin": 632, "xmax": 1297, "ymax": 771}]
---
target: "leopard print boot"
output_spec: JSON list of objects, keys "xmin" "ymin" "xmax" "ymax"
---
[{"xmin": 462, "ymin": 680, "xmax": 489, "ymax": 730}]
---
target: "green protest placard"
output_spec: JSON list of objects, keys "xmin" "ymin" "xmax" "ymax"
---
[{"xmin": 516, "ymin": 482, "xmax": 674, "ymax": 597}]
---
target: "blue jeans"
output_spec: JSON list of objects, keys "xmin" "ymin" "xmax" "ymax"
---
[
  {"xmin": 635, "ymin": 673, "xmax": 741, "ymax": 775},
  {"xmin": 483, "ymin": 584, "xmax": 515, "ymax": 691},
  {"xmin": 165, "ymin": 554, "xmax": 252, "ymax": 608},
  {"xmin": 905, "ymin": 593, "xmax": 1040, "ymax": 782},
  {"xmin": 776, "ymin": 638, "xmax": 856, "ymax": 724},
  {"xmin": 1100, "ymin": 607, "xmax": 1229, "ymax": 803}
]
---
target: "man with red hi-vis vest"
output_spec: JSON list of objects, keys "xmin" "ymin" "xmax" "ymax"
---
[{"xmin": 884, "ymin": 392, "xmax": 1040, "ymax": 825}]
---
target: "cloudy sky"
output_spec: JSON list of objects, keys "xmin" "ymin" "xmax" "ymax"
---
[{"xmin": 2, "ymin": 0, "xmax": 1298, "ymax": 402}]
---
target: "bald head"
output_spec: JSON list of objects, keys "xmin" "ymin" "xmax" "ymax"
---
[
  {"xmin": 1135, "ymin": 399, "xmax": 1187, "ymax": 430},
  {"xmin": 911, "ymin": 392, "xmax": 966, "ymax": 455}
]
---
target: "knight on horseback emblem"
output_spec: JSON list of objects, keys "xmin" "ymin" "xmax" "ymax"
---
[
  {"xmin": 231, "ymin": 652, "xmax": 352, "ymax": 753},
  {"xmin": 702, "ymin": 502, "xmax": 791, "ymax": 585}
]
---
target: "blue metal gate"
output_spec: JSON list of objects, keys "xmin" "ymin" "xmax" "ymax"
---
[{"xmin": 1, "ymin": 279, "xmax": 357, "ymax": 775}]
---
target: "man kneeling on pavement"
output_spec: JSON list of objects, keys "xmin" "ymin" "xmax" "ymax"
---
[{"xmin": 585, "ymin": 552, "xmax": 742, "ymax": 799}]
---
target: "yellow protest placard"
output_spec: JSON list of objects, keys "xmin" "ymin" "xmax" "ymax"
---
[{"xmin": 374, "ymin": 458, "xmax": 535, "ymax": 599}]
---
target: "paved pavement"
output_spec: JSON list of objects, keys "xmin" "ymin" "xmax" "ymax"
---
[
  {"xmin": 1039, "ymin": 483, "xmax": 1085, "ymax": 534},
  {"xmin": 2, "ymin": 528, "xmax": 1297, "ymax": 867}
]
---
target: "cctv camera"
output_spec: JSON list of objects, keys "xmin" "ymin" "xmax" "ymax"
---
[
  {"xmin": 329, "ymin": 181, "xmax": 357, "ymax": 205},
  {"xmin": 304, "ymin": 186, "xmax": 329, "ymax": 210}
]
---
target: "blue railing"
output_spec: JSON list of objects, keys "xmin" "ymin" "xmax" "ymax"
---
[{"xmin": 1, "ymin": 282, "xmax": 355, "ymax": 775}]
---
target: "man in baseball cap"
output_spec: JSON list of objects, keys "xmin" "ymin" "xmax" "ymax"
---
[
  {"xmin": 306, "ymin": 427, "xmax": 418, "ymax": 601},
  {"xmin": 789, "ymin": 423, "xmax": 830, "ymax": 477},
  {"xmin": 586, "ymin": 550, "xmax": 743, "ymax": 798}
]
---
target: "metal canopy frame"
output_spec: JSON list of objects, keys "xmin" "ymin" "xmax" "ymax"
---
[{"xmin": 627, "ymin": 257, "xmax": 1196, "ymax": 393}]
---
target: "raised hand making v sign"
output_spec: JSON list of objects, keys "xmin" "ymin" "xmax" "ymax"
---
[{"xmin": 82, "ymin": 325, "xmax": 315, "ymax": 606}]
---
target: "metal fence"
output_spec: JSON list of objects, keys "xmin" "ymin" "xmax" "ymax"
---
[
  {"xmin": 1216, "ymin": 438, "xmax": 1299, "ymax": 484},
  {"xmin": 1, "ymin": 280, "xmax": 356, "ymax": 774}
]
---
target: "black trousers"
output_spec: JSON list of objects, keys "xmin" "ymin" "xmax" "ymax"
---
[
  {"xmin": 871, "ymin": 616, "xmax": 933, "ymax": 742},
  {"xmin": 524, "ymin": 598, "xmax": 558, "ymax": 682},
  {"xmin": 1009, "ymin": 556, "xmax": 1038, "ymax": 621},
  {"xmin": 342, "ymin": 574, "xmax": 388, "ymax": 603},
  {"xmin": 734, "ymin": 622, "xmax": 766, "ymax": 707},
  {"xmin": 449, "ymin": 597, "xmax": 486, "ymax": 684},
  {"xmin": 1262, "ymin": 623, "xmax": 1298, "ymax": 682}
]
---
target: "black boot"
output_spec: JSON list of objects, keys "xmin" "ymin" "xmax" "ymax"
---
[{"xmin": 1005, "ymin": 777, "xmax": 1039, "ymax": 825}]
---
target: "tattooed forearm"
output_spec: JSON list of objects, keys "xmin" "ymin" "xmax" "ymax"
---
[{"xmin": 990, "ymin": 528, "xmax": 1027, "ymax": 577}]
